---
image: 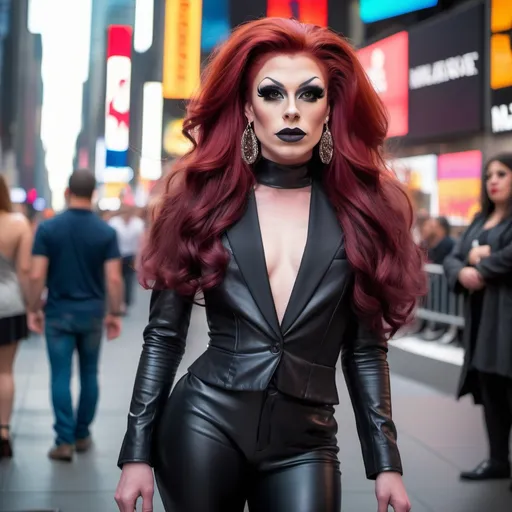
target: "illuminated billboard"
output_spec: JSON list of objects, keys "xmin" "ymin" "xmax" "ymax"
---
[
  {"xmin": 104, "ymin": 25, "xmax": 132, "ymax": 181},
  {"xmin": 267, "ymin": 0, "xmax": 327, "ymax": 27},
  {"xmin": 437, "ymin": 150, "xmax": 482, "ymax": 226},
  {"xmin": 163, "ymin": 0, "xmax": 202, "ymax": 99},
  {"xmin": 201, "ymin": 0, "xmax": 230, "ymax": 52},
  {"xmin": 490, "ymin": 0, "xmax": 512, "ymax": 133},
  {"xmin": 357, "ymin": 32, "xmax": 409, "ymax": 138},
  {"xmin": 408, "ymin": 2, "xmax": 484, "ymax": 139},
  {"xmin": 360, "ymin": 0, "xmax": 438, "ymax": 24}
]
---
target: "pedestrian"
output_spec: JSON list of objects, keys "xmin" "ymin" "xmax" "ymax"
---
[
  {"xmin": 115, "ymin": 18, "xmax": 425, "ymax": 512},
  {"xmin": 28, "ymin": 169, "xmax": 124, "ymax": 461},
  {"xmin": 0, "ymin": 174, "xmax": 32, "ymax": 459},
  {"xmin": 109, "ymin": 204, "xmax": 145, "ymax": 313},
  {"xmin": 444, "ymin": 153, "xmax": 512, "ymax": 490}
]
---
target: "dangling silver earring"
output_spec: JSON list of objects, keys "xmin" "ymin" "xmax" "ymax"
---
[
  {"xmin": 319, "ymin": 123, "xmax": 333, "ymax": 165},
  {"xmin": 241, "ymin": 122, "xmax": 259, "ymax": 164}
]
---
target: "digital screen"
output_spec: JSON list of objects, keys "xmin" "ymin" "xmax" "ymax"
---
[
  {"xmin": 267, "ymin": 0, "xmax": 327, "ymax": 27},
  {"xmin": 201, "ymin": 0, "xmax": 230, "ymax": 52},
  {"xmin": 490, "ymin": 0, "xmax": 512, "ymax": 133},
  {"xmin": 437, "ymin": 150, "xmax": 482, "ymax": 226},
  {"xmin": 360, "ymin": 0, "xmax": 438, "ymax": 24},
  {"xmin": 105, "ymin": 25, "xmax": 132, "ymax": 174},
  {"xmin": 408, "ymin": 3, "xmax": 484, "ymax": 139},
  {"xmin": 357, "ymin": 32, "xmax": 409, "ymax": 138},
  {"xmin": 163, "ymin": 0, "xmax": 202, "ymax": 99}
]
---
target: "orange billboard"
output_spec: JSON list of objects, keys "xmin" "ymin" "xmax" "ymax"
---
[
  {"xmin": 267, "ymin": 0, "xmax": 327, "ymax": 27},
  {"xmin": 162, "ymin": 0, "xmax": 202, "ymax": 99},
  {"xmin": 490, "ymin": 0, "xmax": 512, "ymax": 133},
  {"xmin": 491, "ymin": 0, "xmax": 512, "ymax": 32}
]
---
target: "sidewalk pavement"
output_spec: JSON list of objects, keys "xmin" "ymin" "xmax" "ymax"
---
[{"xmin": 1, "ymin": 289, "xmax": 511, "ymax": 511}]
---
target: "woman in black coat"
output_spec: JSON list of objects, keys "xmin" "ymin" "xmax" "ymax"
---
[{"xmin": 444, "ymin": 153, "xmax": 512, "ymax": 488}]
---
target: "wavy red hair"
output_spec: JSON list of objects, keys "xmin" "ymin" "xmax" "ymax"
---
[{"xmin": 140, "ymin": 18, "xmax": 426, "ymax": 338}]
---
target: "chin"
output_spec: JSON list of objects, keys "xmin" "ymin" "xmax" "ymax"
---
[{"xmin": 265, "ymin": 145, "xmax": 314, "ymax": 165}]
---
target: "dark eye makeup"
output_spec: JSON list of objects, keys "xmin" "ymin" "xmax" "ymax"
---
[
  {"xmin": 257, "ymin": 84, "xmax": 325, "ymax": 102},
  {"xmin": 486, "ymin": 170, "xmax": 509, "ymax": 180}
]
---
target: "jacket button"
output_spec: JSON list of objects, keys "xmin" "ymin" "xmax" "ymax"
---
[{"xmin": 271, "ymin": 344, "xmax": 281, "ymax": 354}]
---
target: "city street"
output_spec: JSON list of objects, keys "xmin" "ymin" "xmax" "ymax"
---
[{"xmin": 1, "ymin": 289, "xmax": 511, "ymax": 512}]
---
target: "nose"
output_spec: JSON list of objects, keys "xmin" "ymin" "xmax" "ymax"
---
[{"xmin": 283, "ymin": 99, "xmax": 300, "ymax": 122}]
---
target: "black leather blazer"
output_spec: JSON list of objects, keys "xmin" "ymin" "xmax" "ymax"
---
[{"xmin": 118, "ymin": 182, "xmax": 402, "ymax": 480}]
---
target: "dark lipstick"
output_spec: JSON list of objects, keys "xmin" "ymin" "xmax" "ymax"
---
[{"xmin": 276, "ymin": 127, "xmax": 306, "ymax": 143}]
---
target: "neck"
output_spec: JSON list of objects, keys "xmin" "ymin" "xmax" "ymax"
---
[
  {"xmin": 253, "ymin": 157, "xmax": 313, "ymax": 189},
  {"xmin": 68, "ymin": 197, "xmax": 92, "ymax": 210},
  {"xmin": 493, "ymin": 203, "xmax": 509, "ymax": 218}
]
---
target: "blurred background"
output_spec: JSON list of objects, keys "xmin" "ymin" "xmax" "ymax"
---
[
  {"xmin": 1, "ymin": 1, "xmax": 512, "ymax": 511},
  {"xmin": 1, "ymin": 0, "xmax": 509, "ymax": 228}
]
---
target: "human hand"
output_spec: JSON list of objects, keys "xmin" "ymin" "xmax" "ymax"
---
[
  {"xmin": 458, "ymin": 267, "xmax": 485, "ymax": 291},
  {"xmin": 115, "ymin": 462, "xmax": 154, "ymax": 512},
  {"xmin": 104, "ymin": 314, "xmax": 122, "ymax": 341},
  {"xmin": 376, "ymin": 472, "xmax": 411, "ymax": 512},
  {"xmin": 27, "ymin": 310, "xmax": 44, "ymax": 334},
  {"xmin": 468, "ymin": 245, "xmax": 491, "ymax": 265}
]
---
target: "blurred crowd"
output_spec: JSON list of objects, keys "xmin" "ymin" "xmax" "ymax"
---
[{"xmin": 0, "ymin": 169, "xmax": 147, "ymax": 461}]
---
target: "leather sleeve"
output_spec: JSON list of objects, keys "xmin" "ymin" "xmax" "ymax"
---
[
  {"xmin": 341, "ymin": 316, "xmax": 403, "ymax": 480},
  {"xmin": 117, "ymin": 289, "xmax": 193, "ymax": 468}
]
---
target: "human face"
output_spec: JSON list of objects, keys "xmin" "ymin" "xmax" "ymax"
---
[
  {"xmin": 486, "ymin": 160, "xmax": 512, "ymax": 206},
  {"xmin": 245, "ymin": 54, "xmax": 330, "ymax": 165}
]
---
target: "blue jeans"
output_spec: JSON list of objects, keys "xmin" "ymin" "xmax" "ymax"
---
[{"xmin": 45, "ymin": 313, "xmax": 103, "ymax": 446}]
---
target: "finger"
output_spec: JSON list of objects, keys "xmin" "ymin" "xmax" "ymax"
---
[
  {"xmin": 391, "ymin": 499, "xmax": 410, "ymax": 512},
  {"xmin": 377, "ymin": 496, "xmax": 389, "ymax": 512},
  {"xmin": 142, "ymin": 489, "xmax": 154, "ymax": 512},
  {"xmin": 119, "ymin": 497, "xmax": 136, "ymax": 512}
]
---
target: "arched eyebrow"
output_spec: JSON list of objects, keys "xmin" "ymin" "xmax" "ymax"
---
[{"xmin": 259, "ymin": 76, "xmax": 321, "ymax": 89}]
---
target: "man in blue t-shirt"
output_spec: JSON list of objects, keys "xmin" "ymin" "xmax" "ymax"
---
[{"xmin": 29, "ymin": 169, "xmax": 124, "ymax": 462}]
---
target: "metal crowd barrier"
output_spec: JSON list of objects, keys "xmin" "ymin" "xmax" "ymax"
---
[
  {"xmin": 410, "ymin": 263, "xmax": 465, "ymax": 344},
  {"xmin": 416, "ymin": 263, "xmax": 465, "ymax": 327}
]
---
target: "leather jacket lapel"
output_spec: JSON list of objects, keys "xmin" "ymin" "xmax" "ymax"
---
[
  {"xmin": 226, "ymin": 183, "xmax": 343, "ymax": 339},
  {"xmin": 226, "ymin": 191, "xmax": 282, "ymax": 339},
  {"xmin": 488, "ymin": 217, "xmax": 512, "ymax": 250},
  {"xmin": 280, "ymin": 182, "xmax": 343, "ymax": 335}
]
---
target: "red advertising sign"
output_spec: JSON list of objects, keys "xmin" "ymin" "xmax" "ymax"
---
[
  {"xmin": 105, "ymin": 25, "xmax": 132, "ymax": 172},
  {"xmin": 267, "ymin": 0, "xmax": 327, "ymax": 27},
  {"xmin": 357, "ymin": 32, "xmax": 409, "ymax": 138}
]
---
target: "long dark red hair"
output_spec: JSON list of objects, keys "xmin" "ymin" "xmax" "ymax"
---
[{"xmin": 140, "ymin": 18, "xmax": 426, "ymax": 338}]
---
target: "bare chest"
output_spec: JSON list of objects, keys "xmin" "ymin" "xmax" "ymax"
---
[{"xmin": 254, "ymin": 187, "xmax": 311, "ymax": 322}]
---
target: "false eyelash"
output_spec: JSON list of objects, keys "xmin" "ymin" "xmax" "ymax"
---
[
  {"xmin": 257, "ymin": 86, "xmax": 283, "ymax": 100},
  {"xmin": 299, "ymin": 86, "xmax": 325, "ymax": 99}
]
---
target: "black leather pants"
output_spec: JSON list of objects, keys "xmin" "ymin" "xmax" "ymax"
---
[{"xmin": 154, "ymin": 373, "xmax": 342, "ymax": 512}]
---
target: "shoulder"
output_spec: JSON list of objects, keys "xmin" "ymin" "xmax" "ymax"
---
[
  {"xmin": 41, "ymin": 211, "xmax": 68, "ymax": 229},
  {"xmin": 8, "ymin": 212, "xmax": 31, "ymax": 230},
  {"xmin": 462, "ymin": 213, "xmax": 484, "ymax": 234}
]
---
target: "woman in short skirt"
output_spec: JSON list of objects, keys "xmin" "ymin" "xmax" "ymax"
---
[{"xmin": 0, "ymin": 174, "xmax": 32, "ymax": 458}]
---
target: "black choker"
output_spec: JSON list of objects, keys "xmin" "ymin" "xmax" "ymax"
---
[{"xmin": 253, "ymin": 158, "xmax": 313, "ymax": 189}]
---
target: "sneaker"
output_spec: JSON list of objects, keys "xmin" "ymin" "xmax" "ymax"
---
[
  {"xmin": 48, "ymin": 443, "xmax": 73, "ymax": 462},
  {"xmin": 75, "ymin": 436, "xmax": 92, "ymax": 453}
]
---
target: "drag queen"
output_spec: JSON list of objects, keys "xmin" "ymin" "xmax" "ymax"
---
[{"xmin": 115, "ymin": 18, "xmax": 425, "ymax": 512}]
